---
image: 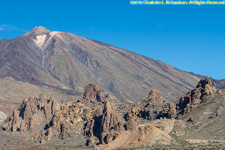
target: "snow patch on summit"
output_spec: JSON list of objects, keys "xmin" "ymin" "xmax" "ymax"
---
[
  {"xmin": 33, "ymin": 34, "xmax": 47, "ymax": 48},
  {"xmin": 50, "ymin": 31, "xmax": 63, "ymax": 38},
  {"xmin": 33, "ymin": 32, "xmax": 63, "ymax": 49}
]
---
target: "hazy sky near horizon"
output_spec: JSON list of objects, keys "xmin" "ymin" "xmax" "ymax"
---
[{"xmin": 0, "ymin": 0, "xmax": 225, "ymax": 79}]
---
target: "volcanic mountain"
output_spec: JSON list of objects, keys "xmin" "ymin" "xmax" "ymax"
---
[{"xmin": 0, "ymin": 26, "xmax": 223, "ymax": 103}]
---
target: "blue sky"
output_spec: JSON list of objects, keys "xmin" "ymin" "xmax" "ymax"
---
[{"xmin": 0, "ymin": 0, "xmax": 225, "ymax": 79}]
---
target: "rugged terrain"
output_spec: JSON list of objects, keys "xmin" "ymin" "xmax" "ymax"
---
[
  {"xmin": 0, "ymin": 26, "xmax": 217, "ymax": 103},
  {"xmin": 2, "ymin": 83, "xmax": 176, "ymax": 150},
  {"xmin": 1, "ymin": 77, "xmax": 225, "ymax": 150},
  {"xmin": 0, "ymin": 77, "xmax": 79, "ymax": 119},
  {"xmin": 1, "ymin": 27, "xmax": 225, "ymax": 149}
]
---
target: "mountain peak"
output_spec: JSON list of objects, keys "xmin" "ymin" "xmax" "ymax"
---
[{"xmin": 24, "ymin": 26, "xmax": 51, "ymax": 36}]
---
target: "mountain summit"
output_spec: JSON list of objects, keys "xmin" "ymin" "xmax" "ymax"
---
[
  {"xmin": 24, "ymin": 26, "xmax": 52, "ymax": 36},
  {"xmin": 0, "ymin": 26, "xmax": 223, "ymax": 102}
]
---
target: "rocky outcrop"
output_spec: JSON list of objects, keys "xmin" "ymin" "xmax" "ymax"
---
[
  {"xmin": 159, "ymin": 102, "xmax": 177, "ymax": 119},
  {"xmin": 3, "ymin": 92, "xmax": 94, "ymax": 143},
  {"xmin": 124, "ymin": 118, "xmax": 138, "ymax": 132},
  {"xmin": 158, "ymin": 77, "xmax": 217, "ymax": 119},
  {"xmin": 127, "ymin": 77, "xmax": 219, "ymax": 125},
  {"xmin": 143, "ymin": 89, "xmax": 163, "ymax": 103},
  {"xmin": 85, "ymin": 99, "xmax": 175, "ymax": 149},
  {"xmin": 126, "ymin": 89, "xmax": 167, "ymax": 120},
  {"xmin": 32, "ymin": 101, "xmax": 92, "ymax": 143},
  {"xmin": 5, "ymin": 94, "xmax": 58, "ymax": 136},
  {"xmin": 177, "ymin": 77, "xmax": 216, "ymax": 115},
  {"xmin": 176, "ymin": 77, "xmax": 217, "ymax": 117},
  {"xmin": 172, "ymin": 89, "xmax": 225, "ymax": 140},
  {"xmin": 85, "ymin": 101, "xmax": 126, "ymax": 146},
  {"xmin": 4, "ymin": 84, "xmax": 123, "ymax": 145},
  {"xmin": 83, "ymin": 84, "xmax": 109, "ymax": 102}
]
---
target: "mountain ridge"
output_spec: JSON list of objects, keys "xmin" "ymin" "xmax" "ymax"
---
[{"xmin": 0, "ymin": 26, "xmax": 223, "ymax": 103}]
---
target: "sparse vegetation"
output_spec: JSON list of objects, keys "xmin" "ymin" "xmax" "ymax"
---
[{"xmin": 116, "ymin": 143, "xmax": 225, "ymax": 150}]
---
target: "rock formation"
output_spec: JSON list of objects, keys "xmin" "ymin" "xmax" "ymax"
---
[
  {"xmin": 3, "ymin": 79, "xmax": 220, "ymax": 149},
  {"xmin": 4, "ymin": 84, "xmax": 127, "ymax": 145},
  {"xmin": 5, "ymin": 94, "xmax": 58, "ymax": 136},
  {"xmin": 159, "ymin": 77, "xmax": 217, "ymax": 119},
  {"xmin": 3, "ymin": 93, "xmax": 93, "ymax": 143},
  {"xmin": 85, "ymin": 101, "xmax": 126, "ymax": 146},
  {"xmin": 126, "ymin": 89, "xmax": 167, "ymax": 120},
  {"xmin": 32, "ymin": 101, "xmax": 92, "ymax": 143},
  {"xmin": 159, "ymin": 102, "xmax": 177, "ymax": 119},
  {"xmin": 176, "ymin": 77, "xmax": 216, "ymax": 116},
  {"xmin": 143, "ymin": 89, "xmax": 163, "ymax": 103},
  {"xmin": 82, "ymin": 84, "xmax": 111, "ymax": 104}
]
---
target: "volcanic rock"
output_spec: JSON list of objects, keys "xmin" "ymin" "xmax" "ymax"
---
[
  {"xmin": 124, "ymin": 118, "xmax": 138, "ymax": 132},
  {"xmin": 143, "ymin": 89, "xmax": 163, "ymax": 103},
  {"xmin": 5, "ymin": 94, "xmax": 58, "ymax": 136},
  {"xmin": 158, "ymin": 77, "xmax": 217, "ymax": 119},
  {"xmin": 85, "ymin": 101, "xmax": 126, "ymax": 145},
  {"xmin": 83, "ymin": 84, "xmax": 109, "ymax": 102},
  {"xmin": 126, "ymin": 89, "xmax": 167, "ymax": 120},
  {"xmin": 159, "ymin": 102, "xmax": 177, "ymax": 119},
  {"xmin": 176, "ymin": 77, "xmax": 217, "ymax": 117},
  {"xmin": 33, "ymin": 101, "xmax": 93, "ymax": 143}
]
